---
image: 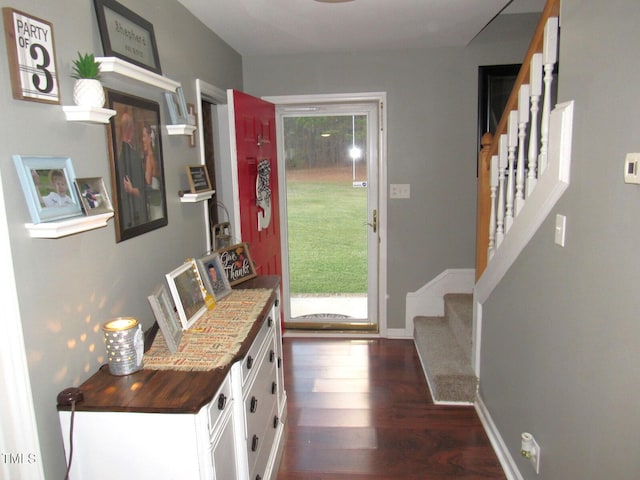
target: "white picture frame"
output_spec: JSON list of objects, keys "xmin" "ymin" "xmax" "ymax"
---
[{"xmin": 165, "ymin": 260, "xmax": 207, "ymax": 330}]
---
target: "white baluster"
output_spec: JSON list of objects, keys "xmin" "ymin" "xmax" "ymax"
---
[
  {"xmin": 496, "ymin": 135, "xmax": 508, "ymax": 247},
  {"xmin": 488, "ymin": 155, "xmax": 498, "ymax": 259},
  {"xmin": 505, "ymin": 111, "xmax": 518, "ymax": 232},
  {"xmin": 539, "ymin": 17, "xmax": 559, "ymax": 174},
  {"xmin": 527, "ymin": 53, "xmax": 542, "ymax": 194},
  {"xmin": 516, "ymin": 84, "xmax": 529, "ymax": 215}
]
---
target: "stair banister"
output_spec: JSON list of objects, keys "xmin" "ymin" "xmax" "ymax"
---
[{"xmin": 475, "ymin": 0, "xmax": 560, "ymax": 280}]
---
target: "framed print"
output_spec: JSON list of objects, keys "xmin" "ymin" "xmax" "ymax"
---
[
  {"xmin": 148, "ymin": 284, "xmax": 182, "ymax": 353},
  {"xmin": 196, "ymin": 252, "xmax": 232, "ymax": 301},
  {"xmin": 165, "ymin": 260, "xmax": 207, "ymax": 330},
  {"xmin": 74, "ymin": 177, "xmax": 114, "ymax": 216},
  {"xmin": 217, "ymin": 243, "xmax": 257, "ymax": 286},
  {"xmin": 186, "ymin": 165, "xmax": 212, "ymax": 193},
  {"xmin": 164, "ymin": 87, "xmax": 188, "ymax": 124},
  {"xmin": 187, "ymin": 102, "xmax": 196, "ymax": 148},
  {"xmin": 93, "ymin": 0, "xmax": 161, "ymax": 74},
  {"xmin": 106, "ymin": 89, "xmax": 167, "ymax": 242},
  {"xmin": 2, "ymin": 8, "xmax": 60, "ymax": 104},
  {"xmin": 13, "ymin": 155, "xmax": 82, "ymax": 223}
]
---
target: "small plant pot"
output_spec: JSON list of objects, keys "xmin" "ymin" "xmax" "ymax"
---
[{"xmin": 73, "ymin": 78, "xmax": 105, "ymax": 108}]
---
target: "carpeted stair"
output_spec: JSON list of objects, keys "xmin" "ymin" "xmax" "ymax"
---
[{"xmin": 413, "ymin": 293, "xmax": 478, "ymax": 404}]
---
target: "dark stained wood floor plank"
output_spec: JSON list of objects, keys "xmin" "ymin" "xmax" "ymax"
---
[{"xmin": 277, "ymin": 338, "xmax": 505, "ymax": 480}]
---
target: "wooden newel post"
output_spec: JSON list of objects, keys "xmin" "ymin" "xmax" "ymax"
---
[{"xmin": 476, "ymin": 132, "xmax": 494, "ymax": 281}]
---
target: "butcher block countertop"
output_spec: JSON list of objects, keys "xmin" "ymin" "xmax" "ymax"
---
[{"xmin": 57, "ymin": 276, "xmax": 279, "ymax": 414}]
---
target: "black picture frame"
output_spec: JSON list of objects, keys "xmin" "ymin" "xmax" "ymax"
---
[
  {"xmin": 477, "ymin": 64, "xmax": 520, "ymax": 153},
  {"xmin": 105, "ymin": 89, "xmax": 168, "ymax": 242},
  {"xmin": 93, "ymin": 0, "xmax": 162, "ymax": 74}
]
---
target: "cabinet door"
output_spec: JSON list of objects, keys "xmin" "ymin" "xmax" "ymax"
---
[{"xmin": 211, "ymin": 407, "xmax": 239, "ymax": 480}]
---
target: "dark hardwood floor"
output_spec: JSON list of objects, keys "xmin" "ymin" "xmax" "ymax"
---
[{"xmin": 276, "ymin": 337, "xmax": 505, "ymax": 480}]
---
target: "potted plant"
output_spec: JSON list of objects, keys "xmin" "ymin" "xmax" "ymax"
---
[{"xmin": 71, "ymin": 52, "xmax": 104, "ymax": 107}]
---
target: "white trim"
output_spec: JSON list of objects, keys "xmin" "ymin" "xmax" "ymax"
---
[
  {"xmin": 0, "ymin": 169, "xmax": 45, "ymax": 479},
  {"xmin": 473, "ymin": 101, "xmax": 573, "ymax": 375},
  {"xmin": 266, "ymin": 92, "xmax": 388, "ymax": 336},
  {"xmin": 195, "ymin": 79, "xmax": 228, "ymax": 250},
  {"xmin": 405, "ymin": 268, "xmax": 475, "ymax": 336},
  {"xmin": 475, "ymin": 394, "xmax": 523, "ymax": 480},
  {"xmin": 225, "ymin": 90, "xmax": 242, "ymax": 241}
]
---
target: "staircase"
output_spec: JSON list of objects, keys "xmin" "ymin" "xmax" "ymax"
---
[{"xmin": 413, "ymin": 293, "xmax": 478, "ymax": 404}]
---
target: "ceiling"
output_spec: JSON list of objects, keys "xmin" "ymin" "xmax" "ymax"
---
[{"xmin": 177, "ymin": 0, "xmax": 545, "ymax": 56}]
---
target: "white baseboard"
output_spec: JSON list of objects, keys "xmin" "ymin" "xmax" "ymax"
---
[
  {"xmin": 475, "ymin": 394, "xmax": 522, "ymax": 480},
  {"xmin": 405, "ymin": 268, "xmax": 475, "ymax": 333}
]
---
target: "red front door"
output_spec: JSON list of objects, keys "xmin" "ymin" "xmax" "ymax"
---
[{"xmin": 230, "ymin": 90, "xmax": 282, "ymax": 278}]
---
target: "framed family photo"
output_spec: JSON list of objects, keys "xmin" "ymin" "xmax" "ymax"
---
[
  {"xmin": 106, "ymin": 89, "xmax": 167, "ymax": 242},
  {"xmin": 13, "ymin": 155, "xmax": 82, "ymax": 223},
  {"xmin": 165, "ymin": 260, "xmax": 207, "ymax": 330},
  {"xmin": 74, "ymin": 177, "xmax": 113, "ymax": 216},
  {"xmin": 148, "ymin": 284, "xmax": 182, "ymax": 353},
  {"xmin": 196, "ymin": 252, "xmax": 232, "ymax": 301},
  {"xmin": 93, "ymin": 0, "xmax": 161, "ymax": 74}
]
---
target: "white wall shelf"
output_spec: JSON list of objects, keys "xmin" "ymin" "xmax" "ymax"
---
[
  {"xmin": 96, "ymin": 57, "xmax": 180, "ymax": 92},
  {"xmin": 26, "ymin": 212, "xmax": 114, "ymax": 238},
  {"xmin": 62, "ymin": 106, "xmax": 116, "ymax": 124},
  {"xmin": 180, "ymin": 190, "xmax": 215, "ymax": 203},
  {"xmin": 166, "ymin": 124, "xmax": 197, "ymax": 136}
]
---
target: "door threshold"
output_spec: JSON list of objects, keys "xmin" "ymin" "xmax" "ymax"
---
[{"xmin": 285, "ymin": 321, "xmax": 378, "ymax": 333}]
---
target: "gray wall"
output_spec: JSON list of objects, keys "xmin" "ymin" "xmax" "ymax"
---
[
  {"xmin": 0, "ymin": 0, "xmax": 242, "ymax": 476},
  {"xmin": 243, "ymin": 13, "xmax": 538, "ymax": 330},
  {"xmin": 480, "ymin": 1, "xmax": 640, "ymax": 478}
]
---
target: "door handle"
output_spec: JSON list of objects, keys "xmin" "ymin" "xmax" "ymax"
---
[{"xmin": 366, "ymin": 209, "xmax": 377, "ymax": 233}]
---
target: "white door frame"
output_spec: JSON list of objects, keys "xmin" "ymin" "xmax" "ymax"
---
[{"xmin": 264, "ymin": 92, "xmax": 387, "ymax": 336}]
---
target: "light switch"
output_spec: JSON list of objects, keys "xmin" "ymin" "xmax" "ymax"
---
[
  {"xmin": 554, "ymin": 214, "xmax": 566, "ymax": 247},
  {"xmin": 390, "ymin": 184, "xmax": 410, "ymax": 199}
]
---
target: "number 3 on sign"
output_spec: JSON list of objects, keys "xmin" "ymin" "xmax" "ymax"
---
[{"xmin": 2, "ymin": 8, "xmax": 60, "ymax": 104}]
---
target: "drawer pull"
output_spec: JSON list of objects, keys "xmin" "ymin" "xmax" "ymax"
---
[
  {"xmin": 275, "ymin": 298, "xmax": 279, "ymax": 307},
  {"xmin": 250, "ymin": 396, "xmax": 258, "ymax": 413},
  {"xmin": 251, "ymin": 434, "xmax": 259, "ymax": 452},
  {"xmin": 271, "ymin": 381, "xmax": 277, "ymax": 395},
  {"xmin": 277, "ymin": 357, "xmax": 282, "ymax": 369},
  {"xmin": 269, "ymin": 350, "xmax": 275, "ymax": 363},
  {"xmin": 246, "ymin": 355, "xmax": 254, "ymax": 370},
  {"xmin": 217, "ymin": 393, "xmax": 227, "ymax": 411},
  {"xmin": 273, "ymin": 415, "xmax": 279, "ymax": 428},
  {"xmin": 256, "ymin": 475, "xmax": 262, "ymax": 480},
  {"xmin": 267, "ymin": 316, "xmax": 273, "ymax": 327}
]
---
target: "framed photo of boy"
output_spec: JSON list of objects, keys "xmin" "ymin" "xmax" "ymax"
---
[
  {"xmin": 74, "ymin": 177, "xmax": 114, "ymax": 216},
  {"xmin": 196, "ymin": 252, "xmax": 232, "ymax": 301},
  {"xmin": 165, "ymin": 260, "xmax": 207, "ymax": 330},
  {"xmin": 13, "ymin": 155, "xmax": 82, "ymax": 223},
  {"xmin": 105, "ymin": 89, "xmax": 167, "ymax": 242},
  {"xmin": 148, "ymin": 284, "xmax": 182, "ymax": 353}
]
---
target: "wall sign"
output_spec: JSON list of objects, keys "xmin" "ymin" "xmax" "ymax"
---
[
  {"xmin": 218, "ymin": 243, "xmax": 257, "ymax": 287},
  {"xmin": 93, "ymin": 0, "xmax": 162, "ymax": 75},
  {"xmin": 186, "ymin": 165, "xmax": 212, "ymax": 193},
  {"xmin": 2, "ymin": 8, "xmax": 60, "ymax": 104}
]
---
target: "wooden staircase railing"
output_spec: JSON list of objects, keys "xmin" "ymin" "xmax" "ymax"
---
[{"xmin": 475, "ymin": 0, "xmax": 561, "ymax": 281}]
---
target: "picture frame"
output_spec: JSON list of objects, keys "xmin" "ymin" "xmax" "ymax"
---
[
  {"xmin": 187, "ymin": 102, "xmax": 196, "ymax": 148},
  {"xmin": 105, "ymin": 89, "xmax": 168, "ymax": 242},
  {"xmin": 2, "ymin": 8, "xmax": 60, "ymax": 104},
  {"xmin": 196, "ymin": 252, "xmax": 232, "ymax": 301},
  {"xmin": 147, "ymin": 284, "xmax": 182, "ymax": 353},
  {"xmin": 93, "ymin": 0, "xmax": 162, "ymax": 74},
  {"xmin": 186, "ymin": 165, "xmax": 212, "ymax": 193},
  {"xmin": 13, "ymin": 155, "xmax": 82, "ymax": 223},
  {"xmin": 164, "ymin": 87, "xmax": 189, "ymax": 124},
  {"xmin": 74, "ymin": 177, "xmax": 114, "ymax": 216},
  {"xmin": 165, "ymin": 260, "xmax": 208, "ymax": 330},
  {"xmin": 217, "ymin": 243, "xmax": 257, "ymax": 286}
]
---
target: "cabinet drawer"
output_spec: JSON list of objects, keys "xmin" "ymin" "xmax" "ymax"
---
[
  {"xmin": 205, "ymin": 372, "xmax": 233, "ymax": 436},
  {"xmin": 241, "ymin": 313, "xmax": 275, "ymax": 386},
  {"xmin": 249, "ymin": 400, "xmax": 280, "ymax": 480},
  {"xmin": 244, "ymin": 340, "xmax": 277, "ymax": 436}
]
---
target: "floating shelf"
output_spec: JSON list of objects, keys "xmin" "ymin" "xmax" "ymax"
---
[
  {"xmin": 166, "ymin": 124, "xmax": 197, "ymax": 136},
  {"xmin": 62, "ymin": 105, "xmax": 116, "ymax": 124},
  {"xmin": 96, "ymin": 57, "xmax": 180, "ymax": 92},
  {"xmin": 180, "ymin": 191, "xmax": 215, "ymax": 203},
  {"xmin": 26, "ymin": 212, "xmax": 114, "ymax": 238}
]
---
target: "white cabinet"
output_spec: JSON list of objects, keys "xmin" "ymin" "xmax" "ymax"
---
[{"xmin": 57, "ymin": 279, "xmax": 285, "ymax": 480}]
